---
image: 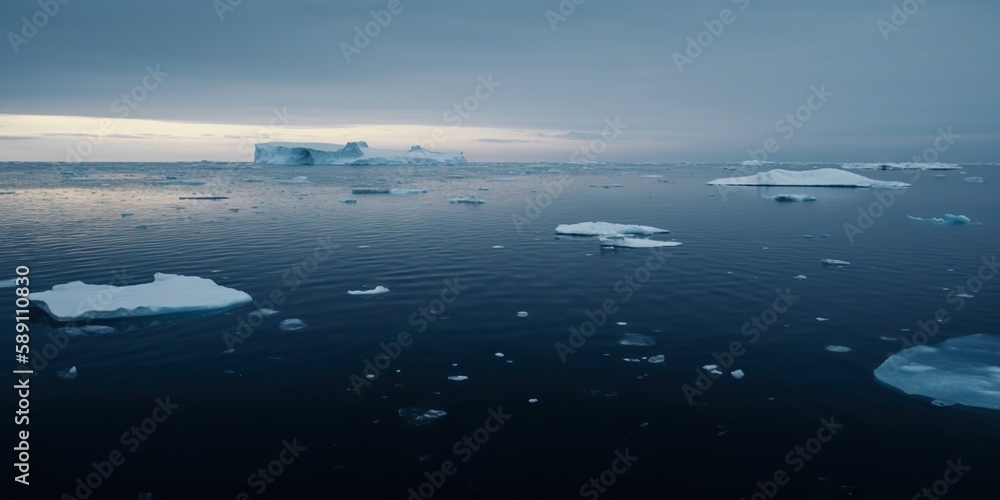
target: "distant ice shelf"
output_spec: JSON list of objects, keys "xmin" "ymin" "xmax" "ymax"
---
[
  {"xmin": 708, "ymin": 168, "xmax": 911, "ymax": 188},
  {"xmin": 254, "ymin": 141, "xmax": 466, "ymax": 166},
  {"xmin": 30, "ymin": 273, "xmax": 252, "ymax": 321}
]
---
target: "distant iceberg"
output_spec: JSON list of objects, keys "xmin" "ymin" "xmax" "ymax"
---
[
  {"xmin": 765, "ymin": 194, "xmax": 817, "ymax": 202},
  {"xmin": 841, "ymin": 163, "xmax": 960, "ymax": 171},
  {"xmin": 254, "ymin": 142, "xmax": 466, "ymax": 166},
  {"xmin": 874, "ymin": 334, "xmax": 1000, "ymax": 410},
  {"xmin": 708, "ymin": 168, "xmax": 910, "ymax": 188},
  {"xmin": 30, "ymin": 273, "xmax": 252, "ymax": 321},
  {"xmin": 555, "ymin": 222, "xmax": 669, "ymax": 236},
  {"xmin": 907, "ymin": 214, "xmax": 973, "ymax": 225}
]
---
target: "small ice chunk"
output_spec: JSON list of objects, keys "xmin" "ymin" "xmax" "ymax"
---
[
  {"xmin": 279, "ymin": 176, "xmax": 311, "ymax": 184},
  {"xmin": 492, "ymin": 245, "xmax": 504, "ymax": 249},
  {"xmin": 710, "ymin": 369, "xmax": 723, "ymax": 376},
  {"xmin": 816, "ymin": 317, "xmax": 831, "ymax": 322},
  {"xmin": 617, "ymin": 322, "xmax": 627, "ymax": 326},
  {"xmin": 447, "ymin": 375, "xmax": 469, "ymax": 381},
  {"xmin": 931, "ymin": 400, "xmax": 955, "ymax": 407},
  {"xmin": 555, "ymin": 222, "xmax": 669, "ymax": 236},
  {"xmin": 516, "ymin": 311, "xmax": 528, "ymax": 317},
  {"xmin": 528, "ymin": 398, "xmax": 539, "ymax": 403},
  {"xmin": 389, "ymin": 188, "xmax": 427, "ymax": 195},
  {"xmin": 702, "ymin": 364, "xmax": 719, "ymax": 371},
  {"xmin": 589, "ymin": 184, "xmax": 624, "ymax": 188},
  {"xmin": 255, "ymin": 308, "xmax": 279, "ymax": 316},
  {"xmin": 494, "ymin": 352, "xmax": 505, "ymax": 357},
  {"xmin": 449, "ymin": 197, "xmax": 486, "ymax": 204},
  {"xmin": 57, "ymin": 366, "xmax": 78, "ymax": 380},
  {"xmin": 221, "ymin": 348, "xmax": 235, "ymax": 354},
  {"xmin": 619, "ymin": 333, "xmax": 656, "ymax": 346},
  {"xmin": 279, "ymin": 319, "xmax": 307, "ymax": 331},
  {"xmin": 793, "ymin": 275, "xmax": 807, "ymax": 280},
  {"xmin": 730, "ymin": 369, "xmax": 745, "ymax": 379},
  {"xmin": 822, "ymin": 259, "xmax": 850, "ymax": 266},
  {"xmin": 348, "ymin": 286, "xmax": 389, "ymax": 296},
  {"xmin": 352, "ymin": 188, "xmax": 390, "ymax": 194},
  {"xmin": 398, "ymin": 407, "xmax": 447, "ymax": 425},
  {"xmin": 826, "ymin": 345, "xmax": 852, "ymax": 352},
  {"xmin": 598, "ymin": 235, "xmax": 682, "ymax": 248},
  {"xmin": 340, "ymin": 198, "xmax": 357, "ymax": 204},
  {"xmin": 121, "ymin": 211, "xmax": 134, "ymax": 217},
  {"xmin": 648, "ymin": 355, "xmax": 665, "ymax": 364},
  {"xmin": 963, "ymin": 177, "xmax": 985, "ymax": 184}
]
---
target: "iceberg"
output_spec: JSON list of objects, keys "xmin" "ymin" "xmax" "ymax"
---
[
  {"xmin": 555, "ymin": 222, "xmax": 669, "ymax": 236},
  {"xmin": 707, "ymin": 168, "xmax": 910, "ymax": 188},
  {"xmin": 907, "ymin": 214, "xmax": 973, "ymax": 225},
  {"xmin": 765, "ymin": 194, "xmax": 817, "ymax": 202},
  {"xmin": 348, "ymin": 286, "xmax": 389, "ymax": 296},
  {"xmin": 598, "ymin": 236, "xmax": 681, "ymax": 248},
  {"xmin": 731, "ymin": 369, "xmax": 745, "ymax": 379},
  {"xmin": 254, "ymin": 142, "xmax": 466, "ymax": 166},
  {"xmin": 874, "ymin": 334, "xmax": 1000, "ymax": 410},
  {"xmin": 447, "ymin": 375, "xmax": 469, "ymax": 381},
  {"xmin": 30, "ymin": 273, "xmax": 252, "ymax": 321}
]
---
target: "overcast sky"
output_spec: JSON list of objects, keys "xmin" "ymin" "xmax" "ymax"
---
[{"xmin": 1, "ymin": 0, "xmax": 997, "ymax": 162}]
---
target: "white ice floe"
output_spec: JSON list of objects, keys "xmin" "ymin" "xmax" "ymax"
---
[
  {"xmin": 447, "ymin": 376, "xmax": 469, "ymax": 381},
  {"xmin": 598, "ymin": 235, "xmax": 682, "ymax": 248},
  {"xmin": 279, "ymin": 319, "xmax": 307, "ymax": 331},
  {"xmin": 841, "ymin": 163, "xmax": 960, "ymax": 171},
  {"xmin": 907, "ymin": 214, "xmax": 974, "ymax": 225},
  {"xmin": 765, "ymin": 194, "xmax": 817, "ymax": 202},
  {"xmin": 793, "ymin": 275, "xmax": 807, "ymax": 280},
  {"xmin": 730, "ymin": 369, "xmax": 745, "ymax": 379},
  {"xmin": 57, "ymin": 366, "xmax": 78, "ymax": 380},
  {"xmin": 389, "ymin": 188, "xmax": 427, "ymax": 195},
  {"xmin": 0, "ymin": 279, "xmax": 15, "ymax": 288},
  {"xmin": 517, "ymin": 311, "xmax": 529, "ymax": 317},
  {"xmin": 826, "ymin": 345, "xmax": 852, "ymax": 352},
  {"xmin": 528, "ymin": 398, "xmax": 539, "ymax": 403},
  {"xmin": 348, "ymin": 286, "xmax": 390, "ymax": 296},
  {"xmin": 556, "ymin": 222, "xmax": 669, "ymax": 236},
  {"xmin": 30, "ymin": 273, "xmax": 252, "ymax": 321},
  {"xmin": 708, "ymin": 168, "xmax": 911, "ymax": 188},
  {"xmin": 449, "ymin": 197, "xmax": 486, "ymax": 204},
  {"xmin": 710, "ymin": 369, "xmax": 723, "ymax": 376},
  {"xmin": 619, "ymin": 333, "xmax": 656, "ymax": 346},
  {"xmin": 963, "ymin": 177, "xmax": 985, "ymax": 184},
  {"xmin": 494, "ymin": 352, "xmax": 505, "ymax": 357},
  {"xmin": 702, "ymin": 364, "xmax": 719, "ymax": 371},
  {"xmin": 822, "ymin": 259, "xmax": 850, "ymax": 266},
  {"xmin": 648, "ymin": 355, "xmax": 665, "ymax": 364},
  {"xmin": 816, "ymin": 317, "xmax": 831, "ymax": 322},
  {"xmin": 254, "ymin": 308, "xmax": 279, "ymax": 316},
  {"xmin": 874, "ymin": 334, "xmax": 1000, "ymax": 410},
  {"xmin": 398, "ymin": 407, "xmax": 448, "ymax": 425},
  {"xmin": 492, "ymin": 245, "xmax": 504, "ymax": 249},
  {"xmin": 255, "ymin": 142, "xmax": 466, "ymax": 166}
]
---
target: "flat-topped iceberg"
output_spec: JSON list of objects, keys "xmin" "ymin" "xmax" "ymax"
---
[
  {"xmin": 30, "ymin": 273, "xmax": 252, "ymax": 321},
  {"xmin": 708, "ymin": 168, "xmax": 910, "ymax": 188},
  {"xmin": 254, "ymin": 141, "xmax": 466, "ymax": 166},
  {"xmin": 555, "ymin": 222, "xmax": 669, "ymax": 236},
  {"xmin": 874, "ymin": 334, "xmax": 1000, "ymax": 410},
  {"xmin": 908, "ymin": 214, "xmax": 974, "ymax": 225}
]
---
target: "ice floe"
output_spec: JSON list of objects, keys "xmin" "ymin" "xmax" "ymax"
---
[
  {"xmin": 731, "ymin": 369, "xmax": 745, "ymax": 379},
  {"xmin": 793, "ymin": 275, "xmax": 807, "ymax": 280},
  {"xmin": 398, "ymin": 407, "xmax": 447, "ymax": 425},
  {"xmin": 121, "ymin": 211, "xmax": 134, "ymax": 217},
  {"xmin": 449, "ymin": 197, "xmax": 486, "ymax": 204},
  {"xmin": 816, "ymin": 317, "xmax": 831, "ymax": 322},
  {"xmin": 874, "ymin": 334, "xmax": 1000, "ymax": 410},
  {"xmin": 707, "ymin": 168, "xmax": 911, "ymax": 188},
  {"xmin": 648, "ymin": 355, "xmax": 665, "ymax": 364},
  {"xmin": 907, "ymin": 214, "xmax": 974, "ymax": 225},
  {"xmin": 340, "ymin": 198, "xmax": 357, "ymax": 204},
  {"xmin": 279, "ymin": 319, "xmax": 307, "ymax": 331},
  {"xmin": 30, "ymin": 273, "xmax": 252, "ymax": 321},
  {"xmin": 825, "ymin": 345, "xmax": 852, "ymax": 352},
  {"xmin": 765, "ymin": 194, "xmax": 817, "ymax": 202},
  {"xmin": 516, "ymin": 311, "xmax": 529, "ymax": 317},
  {"xmin": 963, "ymin": 177, "xmax": 985, "ymax": 184},
  {"xmin": 555, "ymin": 222, "xmax": 669, "ymax": 236},
  {"xmin": 348, "ymin": 286, "xmax": 389, "ymax": 296},
  {"xmin": 619, "ymin": 333, "xmax": 656, "ymax": 346},
  {"xmin": 447, "ymin": 376, "xmax": 469, "ymax": 381},
  {"xmin": 822, "ymin": 259, "xmax": 850, "ymax": 266},
  {"xmin": 598, "ymin": 235, "xmax": 681, "ymax": 248},
  {"xmin": 63, "ymin": 325, "xmax": 117, "ymax": 336},
  {"xmin": 57, "ymin": 366, "xmax": 78, "ymax": 380},
  {"xmin": 389, "ymin": 188, "xmax": 427, "ymax": 195}
]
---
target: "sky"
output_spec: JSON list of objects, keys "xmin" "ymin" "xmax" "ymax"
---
[{"xmin": 1, "ymin": 0, "xmax": 998, "ymax": 163}]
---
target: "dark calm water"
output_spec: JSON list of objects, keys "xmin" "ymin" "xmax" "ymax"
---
[{"xmin": 1, "ymin": 162, "xmax": 998, "ymax": 499}]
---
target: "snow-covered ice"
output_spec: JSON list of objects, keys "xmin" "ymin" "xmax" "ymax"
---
[
  {"xmin": 398, "ymin": 407, "xmax": 448, "ymax": 425},
  {"xmin": 648, "ymin": 355, "xmax": 665, "ymax": 364},
  {"xmin": 555, "ymin": 222, "xmax": 669, "ymax": 236},
  {"xmin": 30, "ymin": 273, "xmax": 252, "ymax": 321},
  {"xmin": 822, "ymin": 259, "xmax": 850, "ymax": 266},
  {"xmin": 619, "ymin": 333, "xmax": 656, "ymax": 346},
  {"xmin": 255, "ymin": 142, "xmax": 466, "ymax": 166},
  {"xmin": 731, "ymin": 369, "xmax": 745, "ymax": 379},
  {"xmin": 907, "ymin": 214, "xmax": 973, "ymax": 225},
  {"xmin": 348, "ymin": 286, "xmax": 389, "ymax": 296},
  {"xmin": 707, "ymin": 168, "xmax": 911, "ymax": 188},
  {"xmin": 765, "ymin": 194, "xmax": 817, "ymax": 202},
  {"xmin": 874, "ymin": 334, "xmax": 1000, "ymax": 410},
  {"xmin": 598, "ymin": 235, "xmax": 682, "ymax": 248},
  {"xmin": 279, "ymin": 319, "xmax": 307, "ymax": 331},
  {"xmin": 447, "ymin": 376, "xmax": 469, "ymax": 381}
]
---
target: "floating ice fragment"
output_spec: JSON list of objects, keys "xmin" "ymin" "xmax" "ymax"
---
[
  {"xmin": 447, "ymin": 376, "xmax": 469, "ymax": 381},
  {"xmin": 822, "ymin": 259, "xmax": 850, "ymax": 266},
  {"xmin": 619, "ymin": 333, "xmax": 656, "ymax": 346},
  {"xmin": 279, "ymin": 176, "xmax": 311, "ymax": 184},
  {"xmin": 617, "ymin": 322, "xmax": 627, "ymax": 326},
  {"xmin": 702, "ymin": 364, "xmax": 718, "ymax": 371},
  {"xmin": 30, "ymin": 273, "xmax": 252, "ymax": 321},
  {"xmin": 494, "ymin": 352, "xmax": 505, "ymax": 357},
  {"xmin": 793, "ymin": 275, "xmax": 807, "ymax": 280},
  {"xmin": 279, "ymin": 319, "xmax": 307, "ymax": 331},
  {"xmin": 389, "ymin": 188, "xmax": 426, "ymax": 195},
  {"xmin": 710, "ymin": 369, "xmax": 723, "ymax": 376},
  {"xmin": 398, "ymin": 407, "xmax": 447, "ymax": 425},
  {"xmin": 648, "ymin": 355, "xmax": 665, "ymax": 364},
  {"xmin": 348, "ymin": 286, "xmax": 389, "ymax": 296},
  {"xmin": 963, "ymin": 177, "xmax": 985, "ymax": 184},
  {"xmin": 816, "ymin": 317, "xmax": 831, "ymax": 322},
  {"xmin": 63, "ymin": 325, "xmax": 117, "ymax": 336},
  {"xmin": 449, "ymin": 197, "xmax": 485, "ymax": 204},
  {"xmin": 765, "ymin": 194, "xmax": 817, "ymax": 202},
  {"xmin": 598, "ymin": 235, "xmax": 682, "ymax": 248},
  {"xmin": 516, "ymin": 311, "xmax": 528, "ymax": 317},
  {"xmin": 254, "ymin": 308, "xmax": 279, "ymax": 316},
  {"xmin": 589, "ymin": 184, "xmax": 624, "ymax": 188},
  {"xmin": 352, "ymin": 188, "xmax": 390, "ymax": 194},
  {"xmin": 826, "ymin": 345, "xmax": 852, "ymax": 352},
  {"xmin": 555, "ymin": 222, "xmax": 669, "ymax": 236},
  {"xmin": 340, "ymin": 198, "xmax": 357, "ymax": 204},
  {"xmin": 528, "ymin": 398, "xmax": 539, "ymax": 403},
  {"xmin": 57, "ymin": 366, "xmax": 78, "ymax": 379},
  {"xmin": 121, "ymin": 211, "xmax": 134, "ymax": 217},
  {"xmin": 931, "ymin": 400, "xmax": 955, "ymax": 407},
  {"xmin": 907, "ymin": 214, "xmax": 973, "ymax": 225},
  {"xmin": 730, "ymin": 369, "xmax": 745, "ymax": 379},
  {"xmin": 708, "ymin": 168, "xmax": 911, "ymax": 188},
  {"xmin": 492, "ymin": 245, "xmax": 504, "ymax": 249}
]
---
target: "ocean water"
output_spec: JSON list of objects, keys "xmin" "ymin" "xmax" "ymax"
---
[{"xmin": 2, "ymin": 162, "xmax": 998, "ymax": 499}]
